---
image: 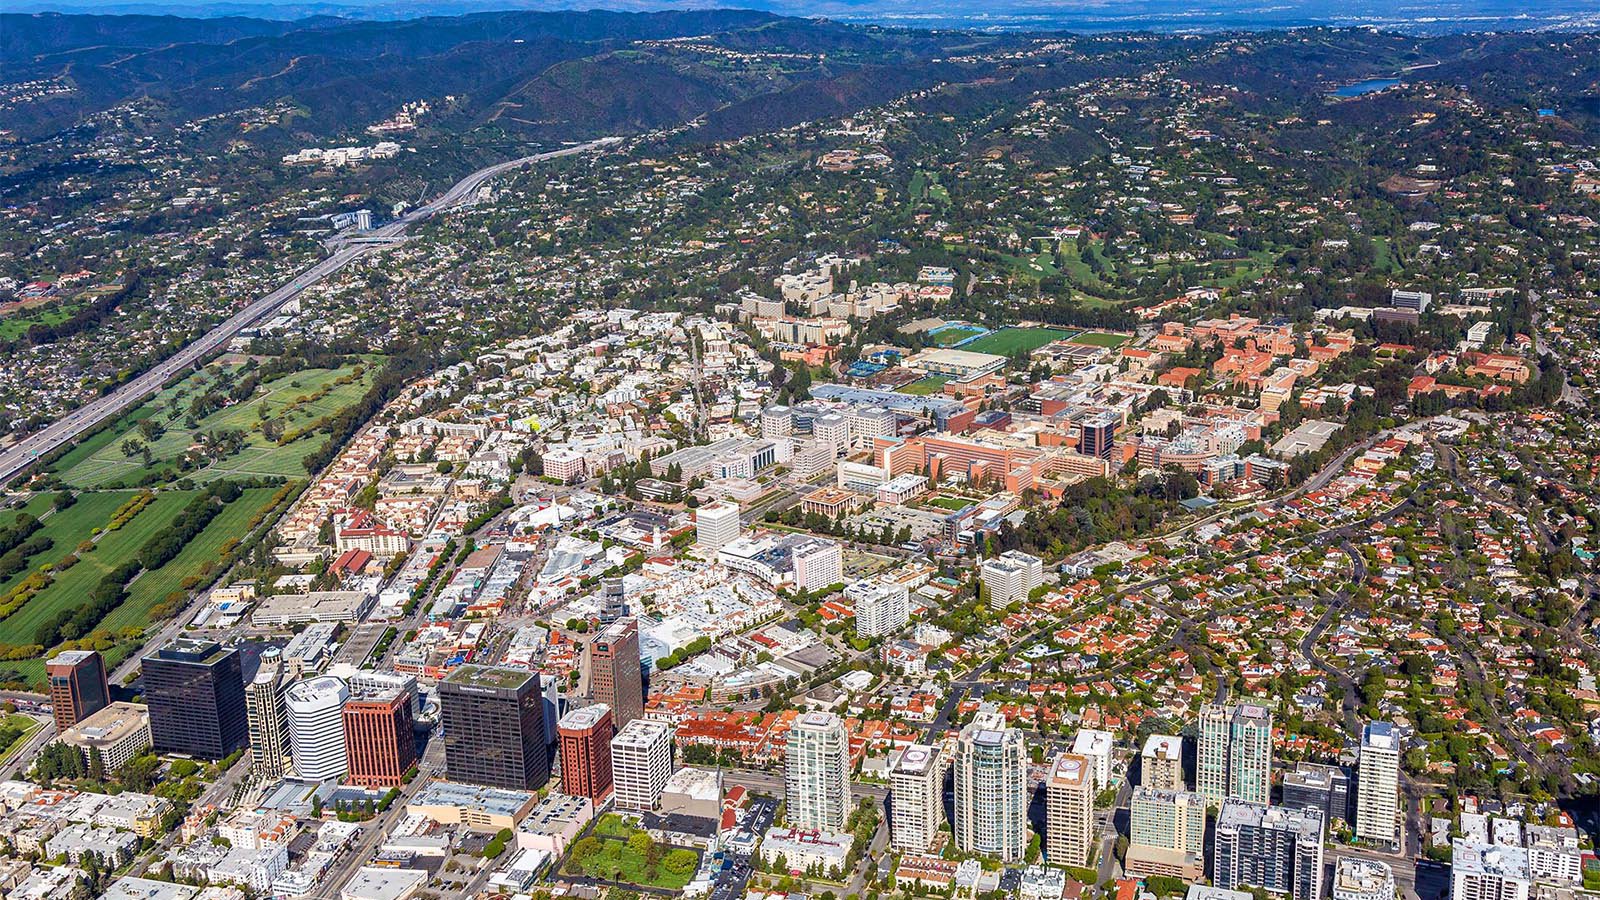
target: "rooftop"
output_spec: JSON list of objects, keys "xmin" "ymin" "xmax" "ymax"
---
[
  {"xmin": 1142, "ymin": 734, "xmax": 1181, "ymax": 761},
  {"xmin": 60, "ymin": 702, "xmax": 149, "ymax": 748},
  {"xmin": 443, "ymin": 664, "xmax": 535, "ymax": 691},
  {"xmin": 1362, "ymin": 720, "xmax": 1397, "ymax": 750},
  {"xmin": 1048, "ymin": 753, "xmax": 1092, "ymax": 788},
  {"xmin": 149, "ymin": 637, "xmax": 230, "ymax": 665},
  {"xmin": 892, "ymin": 744, "xmax": 941, "ymax": 776},
  {"xmin": 559, "ymin": 703, "xmax": 612, "ymax": 731},
  {"xmin": 410, "ymin": 781, "xmax": 536, "ymax": 816}
]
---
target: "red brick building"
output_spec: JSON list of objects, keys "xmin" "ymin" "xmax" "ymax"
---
[
  {"xmin": 342, "ymin": 689, "xmax": 416, "ymax": 788},
  {"xmin": 558, "ymin": 704, "xmax": 614, "ymax": 801}
]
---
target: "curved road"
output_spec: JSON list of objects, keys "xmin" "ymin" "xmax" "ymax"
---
[{"xmin": 0, "ymin": 137, "xmax": 619, "ymax": 488}]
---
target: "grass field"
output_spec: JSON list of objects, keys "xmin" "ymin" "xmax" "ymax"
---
[
  {"xmin": 58, "ymin": 359, "xmax": 379, "ymax": 488},
  {"xmin": 0, "ymin": 713, "xmax": 42, "ymax": 767},
  {"xmin": 961, "ymin": 327, "xmax": 1076, "ymax": 356},
  {"xmin": 0, "ymin": 301, "xmax": 76, "ymax": 341},
  {"xmin": 0, "ymin": 491, "xmax": 128, "ymax": 598},
  {"xmin": 1067, "ymin": 331, "xmax": 1133, "ymax": 349},
  {"xmin": 592, "ymin": 813, "xmax": 637, "ymax": 840},
  {"xmin": 44, "ymin": 407, "xmax": 157, "ymax": 480},
  {"xmin": 909, "ymin": 170, "xmax": 950, "ymax": 205},
  {"xmin": 1000, "ymin": 251, "xmax": 1059, "ymax": 278},
  {"xmin": 1, "ymin": 494, "xmax": 56, "ymax": 527},
  {"xmin": 897, "ymin": 376, "xmax": 950, "ymax": 396},
  {"xmin": 106, "ymin": 488, "xmax": 275, "ymax": 634},
  {"xmin": 924, "ymin": 496, "xmax": 973, "ymax": 511},
  {"xmin": 0, "ymin": 490, "xmax": 191, "ymax": 648},
  {"xmin": 0, "ymin": 485, "xmax": 279, "ymax": 687}
]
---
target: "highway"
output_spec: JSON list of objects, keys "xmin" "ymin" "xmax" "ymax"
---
[{"xmin": 0, "ymin": 137, "xmax": 618, "ymax": 489}]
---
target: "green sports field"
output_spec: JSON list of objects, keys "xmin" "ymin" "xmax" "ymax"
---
[
  {"xmin": 961, "ymin": 326, "xmax": 1077, "ymax": 356},
  {"xmin": 1067, "ymin": 331, "xmax": 1133, "ymax": 348},
  {"xmin": 897, "ymin": 376, "xmax": 950, "ymax": 395},
  {"xmin": 928, "ymin": 325, "xmax": 987, "ymax": 347}
]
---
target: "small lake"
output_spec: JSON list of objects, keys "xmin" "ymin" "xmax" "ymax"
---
[{"xmin": 1331, "ymin": 78, "xmax": 1401, "ymax": 97}]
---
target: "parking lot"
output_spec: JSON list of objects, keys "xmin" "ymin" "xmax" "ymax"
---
[{"xmin": 710, "ymin": 796, "xmax": 777, "ymax": 900}]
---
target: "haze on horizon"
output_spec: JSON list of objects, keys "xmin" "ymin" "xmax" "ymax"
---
[{"xmin": 7, "ymin": 0, "xmax": 1600, "ymax": 32}]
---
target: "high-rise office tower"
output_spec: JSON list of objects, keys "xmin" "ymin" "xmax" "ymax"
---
[
  {"xmin": 953, "ymin": 709, "xmax": 1029, "ymax": 862},
  {"xmin": 1141, "ymin": 734, "xmax": 1184, "ymax": 791},
  {"xmin": 1214, "ymin": 800, "xmax": 1325, "ymax": 900},
  {"xmin": 889, "ymin": 744, "xmax": 944, "ymax": 853},
  {"xmin": 611, "ymin": 717, "xmax": 674, "ymax": 810},
  {"xmin": 440, "ymin": 665, "xmax": 548, "ymax": 790},
  {"xmin": 1079, "ymin": 411, "xmax": 1119, "ymax": 459},
  {"xmin": 1126, "ymin": 788, "xmax": 1207, "ymax": 880},
  {"xmin": 1355, "ymin": 721, "xmax": 1400, "ymax": 846},
  {"xmin": 1045, "ymin": 753, "xmax": 1095, "ymax": 866},
  {"xmin": 589, "ymin": 618, "xmax": 643, "ymax": 729},
  {"xmin": 696, "ymin": 502, "xmax": 742, "ymax": 551},
  {"xmin": 245, "ymin": 648, "xmax": 291, "ymax": 779},
  {"xmin": 558, "ymin": 704, "xmax": 615, "ymax": 802},
  {"xmin": 343, "ymin": 682, "xmax": 416, "ymax": 788},
  {"xmin": 47, "ymin": 650, "xmax": 110, "ymax": 732},
  {"xmin": 1197, "ymin": 703, "xmax": 1273, "ymax": 805},
  {"xmin": 141, "ymin": 638, "xmax": 248, "ymax": 760},
  {"xmin": 786, "ymin": 711, "xmax": 851, "ymax": 832},
  {"xmin": 285, "ymin": 675, "xmax": 350, "ymax": 782}
]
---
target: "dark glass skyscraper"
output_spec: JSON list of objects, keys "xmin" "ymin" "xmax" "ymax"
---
[
  {"xmin": 440, "ymin": 664, "xmax": 548, "ymax": 790},
  {"xmin": 141, "ymin": 638, "xmax": 248, "ymax": 759}
]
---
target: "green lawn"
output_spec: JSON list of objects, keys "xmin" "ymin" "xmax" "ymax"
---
[
  {"xmin": 924, "ymin": 496, "xmax": 973, "ymax": 511},
  {"xmin": 1, "ymin": 493, "xmax": 56, "ymax": 527},
  {"xmin": 909, "ymin": 170, "xmax": 950, "ymax": 205},
  {"xmin": 1057, "ymin": 243, "xmax": 1115, "ymax": 293},
  {"xmin": 59, "ymin": 359, "xmax": 379, "ymax": 488},
  {"xmin": 0, "ymin": 491, "xmax": 121, "ymax": 598},
  {"xmin": 999, "ymin": 252, "xmax": 1058, "ymax": 279},
  {"xmin": 592, "ymin": 813, "xmax": 637, "ymax": 840},
  {"xmin": 962, "ymin": 327, "xmax": 1077, "ymax": 356},
  {"xmin": 0, "ymin": 486, "xmax": 278, "ymax": 686},
  {"xmin": 44, "ymin": 407, "xmax": 157, "ymax": 479},
  {"xmin": 0, "ymin": 713, "xmax": 42, "ymax": 766},
  {"xmin": 0, "ymin": 302, "xmax": 77, "ymax": 341},
  {"xmin": 105, "ymin": 487, "xmax": 278, "ymax": 633},
  {"xmin": 1067, "ymin": 331, "xmax": 1132, "ymax": 349},
  {"xmin": 1374, "ymin": 237, "xmax": 1398, "ymax": 273},
  {"xmin": 897, "ymin": 376, "xmax": 950, "ymax": 396},
  {"xmin": 0, "ymin": 490, "xmax": 191, "ymax": 648}
]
